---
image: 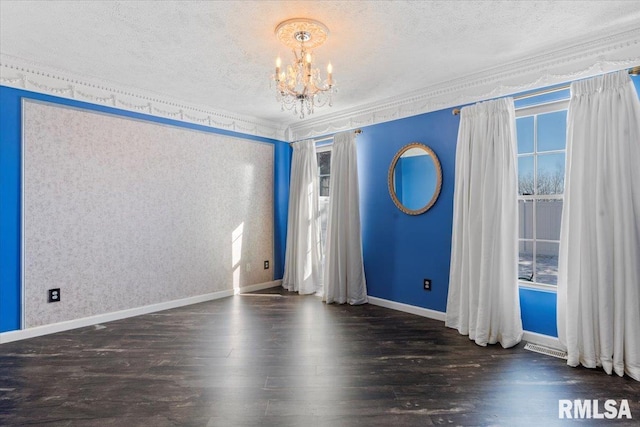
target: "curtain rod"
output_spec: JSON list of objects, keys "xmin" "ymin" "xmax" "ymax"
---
[
  {"xmin": 290, "ymin": 128, "xmax": 362, "ymax": 145},
  {"xmin": 451, "ymin": 84, "xmax": 570, "ymax": 116},
  {"xmin": 451, "ymin": 66, "xmax": 640, "ymax": 116}
]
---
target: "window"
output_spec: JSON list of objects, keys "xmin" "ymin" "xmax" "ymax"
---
[
  {"xmin": 516, "ymin": 98, "xmax": 568, "ymax": 289},
  {"xmin": 316, "ymin": 144, "xmax": 332, "ymax": 253},
  {"xmin": 317, "ymin": 147, "xmax": 331, "ymax": 197}
]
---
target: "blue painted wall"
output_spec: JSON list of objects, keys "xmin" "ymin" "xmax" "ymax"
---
[
  {"xmin": 519, "ymin": 288, "xmax": 557, "ymax": 336},
  {"xmin": 0, "ymin": 87, "xmax": 22, "ymax": 333},
  {"xmin": 358, "ymin": 109, "xmax": 458, "ymax": 313},
  {"xmin": 356, "ymin": 107, "xmax": 558, "ymax": 334},
  {"xmin": 273, "ymin": 141, "xmax": 292, "ymax": 280},
  {"xmin": 0, "ymin": 86, "xmax": 289, "ymax": 333}
]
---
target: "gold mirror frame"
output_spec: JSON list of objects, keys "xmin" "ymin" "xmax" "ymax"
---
[{"xmin": 388, "ymin": 142, "xmax": 443, "ymax": 215}]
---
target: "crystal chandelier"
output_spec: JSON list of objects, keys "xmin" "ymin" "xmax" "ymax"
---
[{"xmin": 272, "ymin": 18, "xmax": 336, "ymax": 119}]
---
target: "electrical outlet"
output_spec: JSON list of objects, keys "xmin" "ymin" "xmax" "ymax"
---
[
  {"xmin": 48, "ymin": 288, "xmax": 61, "ymax": 303},
  {"xmin": 246, "ymin": 263, "xmax": 252, "ymax": 272},
  {"xmin": 264, "ymin": 260, "xmax": 270, "ymax": 270},
  {"xmin": 423, "ymin": 279, "xmax": 432, "ymax": 291}
]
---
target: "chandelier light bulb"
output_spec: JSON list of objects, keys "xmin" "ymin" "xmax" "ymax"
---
[{"xmin": 275, "ymin": 57, "xmax": 281, "ymax": 81}]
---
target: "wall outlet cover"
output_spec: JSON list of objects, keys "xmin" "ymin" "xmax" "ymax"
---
[
  {"xmin": 423, "ymin": 279, "xmax": 432, "ymax": 291},
  {"xmin": 48, "ymin": 288, "xmax": 61, "ymax": 303},
  {"xmin": 264, "ymin": 260, "xmax": 269, "ymax": 269}
]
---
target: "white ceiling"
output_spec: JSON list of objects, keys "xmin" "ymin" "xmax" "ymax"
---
[{"xmin": 2, "ymin": 1, "xmax": 640, "ymax": 139}]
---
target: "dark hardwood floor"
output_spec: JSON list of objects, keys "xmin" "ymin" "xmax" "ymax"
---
[{"xmin": 1, "ymin": 286, "xmax": 639, "ymax": 426}]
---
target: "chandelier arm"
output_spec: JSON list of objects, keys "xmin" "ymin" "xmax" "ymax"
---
[{"xmin": 279, "ymin": 86, "xmax": 304, "ymax": 98}]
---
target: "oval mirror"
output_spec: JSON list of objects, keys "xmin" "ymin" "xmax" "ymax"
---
[{"xmin": 388, "ymin": 142, "xmax": 442, "ymax": 215}]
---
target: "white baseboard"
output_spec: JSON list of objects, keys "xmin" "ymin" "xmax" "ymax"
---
[
  {"xmin": 2, "ymin": 284, "xmax": 562, "ymax": 351},
  {"xmin": 235, "ymin": 280, "xmax": 282, "ymax": 295},
  {"xmin": 367, "ymin": 295, "xmax": 561, "ymax": 349},
  {"xmin": 0, "ymin": 280, "xmax": 281, "ymax": 344},
  {"xmin": 367, "ymin": 296, "xmax": 447, "ymax": 321}
]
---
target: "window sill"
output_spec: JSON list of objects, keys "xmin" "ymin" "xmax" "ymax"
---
[{"xmin": 518, "ymin": 281, "xmax": 557, "ymax": 293}]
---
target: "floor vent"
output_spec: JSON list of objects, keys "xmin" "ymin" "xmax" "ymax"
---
[{"xmin": 524, "ymin": 342, "xmax": 568, "ymax": 360}]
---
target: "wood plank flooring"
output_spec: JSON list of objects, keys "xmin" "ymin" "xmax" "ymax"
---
[{"xmin": 1, "ymin": 286, "xmax": 639, "ymax": 426}]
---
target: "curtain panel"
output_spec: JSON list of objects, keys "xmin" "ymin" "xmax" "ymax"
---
[
  {"xmin": 282, "ymin": 139, "xmax": 323, "ymax": 295},
  {"xmin": 557, "ymin": 70, "xmax": 640, "ymax": 381},
  {"xmin": 446, "ymin": 97, "xmax": 523, "ymax": 348},
  {"xmin": 323, "ymin": 131, "xmax": 368, "ymax": 305}
]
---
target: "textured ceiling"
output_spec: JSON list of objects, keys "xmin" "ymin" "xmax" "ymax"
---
[{"xmin": 2, "ymin": 0, "xmax": 640, "ymax": 131}]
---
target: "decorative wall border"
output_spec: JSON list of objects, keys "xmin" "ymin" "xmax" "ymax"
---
[
  {"xmin": 287, "ymin": 23, "xmax": 640, "ymax": 141},
  {"xmin": 0, "ymin": 54, "xmax": 288, "ymax": 141}
]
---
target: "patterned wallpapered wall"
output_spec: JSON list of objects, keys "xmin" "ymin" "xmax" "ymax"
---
[{"xmin": 22, "ymin": 100, "xmax": 274, "ymax": 328}]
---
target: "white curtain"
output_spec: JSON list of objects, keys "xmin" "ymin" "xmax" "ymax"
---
[
  {"xmin": 557, "ymin": 70, "xmax": 640, "ymax": 381},
  {"xmin": 282, "ymin": 139, "xmax": 323, "ymax": 295},
  {"xmin": 323, "ymin": 131, "xmax": 368, "ymax": 304},
  {"xmin": 445, "ymin": 98, "xmax": 523, "ymax": 348}
]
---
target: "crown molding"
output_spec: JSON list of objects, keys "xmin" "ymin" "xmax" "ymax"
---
[
  {"xmin": 286, "ymin": 23, "xmax": 640, "ymax": 141},
  {"xmin": 0, "ymin": 54, "xmax": 287, "ymax": 141},
  {"xmin": 3, "ymin": 21, "xmax": 639, "ymax": 143}
]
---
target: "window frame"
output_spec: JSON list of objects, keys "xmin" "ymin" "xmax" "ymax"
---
[
  {"xmin": 516, "ymin": 98, "xmax": 569, "ymax": 292},
  {"xmin": 316, "ymin": 143, "xmax": 332, "ymax": 200}
]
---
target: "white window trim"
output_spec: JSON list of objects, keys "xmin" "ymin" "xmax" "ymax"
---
[{"xmin": 516, "ymin": 98, "xmax": 569, "ymax": 292}]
